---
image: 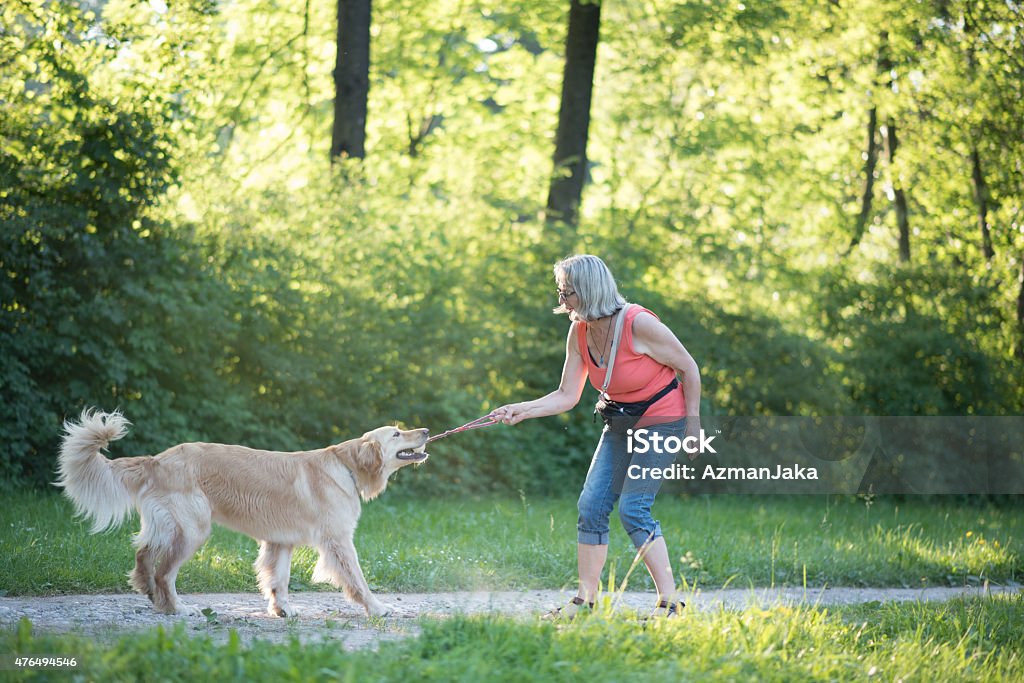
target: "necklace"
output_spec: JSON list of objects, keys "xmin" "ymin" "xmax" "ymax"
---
[{"xmin": 588, "ymin": 314, "xmax": 614, "ymax": 367}]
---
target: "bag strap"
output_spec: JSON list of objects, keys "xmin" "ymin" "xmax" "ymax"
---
[{"xmin": 599, "ymin": 303, "xmax": 633, "ymax": 397}]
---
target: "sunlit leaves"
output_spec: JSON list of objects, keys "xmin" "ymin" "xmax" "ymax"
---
[{"xmin": 2, "ymin": 0, "xmax": 1023, "ymax": 493}]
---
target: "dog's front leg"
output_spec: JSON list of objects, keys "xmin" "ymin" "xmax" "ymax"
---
[
  {"xmin": 312, "ymin": 538, "xmax": 392, "ymax": 617},
  {"xmin": 256, "ymin": 541, "xmax": 297, "ymax": 617}
]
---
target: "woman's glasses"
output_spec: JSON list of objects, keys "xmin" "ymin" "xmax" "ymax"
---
[{"xmin": 556, "ymin": 288, "xmax": 577, "ymax": 301}]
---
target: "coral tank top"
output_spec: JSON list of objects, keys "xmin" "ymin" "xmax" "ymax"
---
[{"xmin": 577, "ymin": 305, "xmax": 686, "ymax": 418}]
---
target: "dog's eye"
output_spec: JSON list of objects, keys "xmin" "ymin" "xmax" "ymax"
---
[{"xmin": 393, "ymin": 431, "xmax": 400, "ymax": 438}]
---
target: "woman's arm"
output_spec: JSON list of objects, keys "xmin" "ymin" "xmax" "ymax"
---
[
  {"xmin": 490, "ymin": 324, "xmax": 589, "ymax": 425},
  {"xmin": 631, "ymin": 312, "xmax": 703, "ymax": 453}
]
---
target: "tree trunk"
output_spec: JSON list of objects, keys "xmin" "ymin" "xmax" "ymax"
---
[
  {"xmin": 848, "ymin": 107, "xmax": 879, "ymax": 252},
  {"xmin": 883, "ymin": 120, "xmax": 910, "ymax": 263},
  {"xmin": 1017, "ymin": 255, "xmax": 1024, "ymax": 360},
  {"xmin": 970, "ymin": 147, "xmax": 995, "ymax": 262},
  {"xmin": 874, "ymin": 32, "xmax": 911, "ymax": 263},
  {"xmin": 545, "ymin": 0, "xmax": 602, "ymax": 230},
  {"xmin": 961, "ymin": 13, "xmax": 994, "ymax": 263},
  {"xmin": 331, "ymin": 0, "xmax": 371, "ymax": 161}
]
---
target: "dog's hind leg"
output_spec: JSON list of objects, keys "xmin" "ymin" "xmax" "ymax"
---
[
  {"xmin": 152, "ymin": 528, "xmax": 209, "ymax": 616},
  {"xmin": 151, "ymin": 500, "xmax": 211, "ymax": 616},
  {"xmin": 133, "ymin": 501, "xmax": 178, "ymax": 610},
  {"xmin": 312, "ymin": 537, "xmax": 392, "ymax": 617},
  {"xmin": 256, "ymin": 541, "xmax": 296, "ymax": 617},
  {"xmin": 129, "ymin": 545, "xmax": 157, "ymax": 600}
]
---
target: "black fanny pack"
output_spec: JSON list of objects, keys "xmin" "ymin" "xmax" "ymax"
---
[{"xmin": 594, "ymin": 377, "xmax": 679, "ymax": 433}]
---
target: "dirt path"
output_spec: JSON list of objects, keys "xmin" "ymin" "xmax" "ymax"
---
[{"xmin": 1, "ymin": 586, "xmax": 1018, "ymax": 650}]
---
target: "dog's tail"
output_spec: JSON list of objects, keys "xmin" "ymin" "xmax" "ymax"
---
[{"xmin": 55, "ymin": 409, "xmax": 136, "ymax": 533}]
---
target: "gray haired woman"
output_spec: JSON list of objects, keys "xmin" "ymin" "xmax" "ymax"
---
[{"xmin": 491, "ymin": 254, "xmax": 702, "ymax": 618}]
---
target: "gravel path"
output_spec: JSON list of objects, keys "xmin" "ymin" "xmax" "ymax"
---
[{"xmin": 1, "ymin": 586, "xmax": 1018, "ymax": 650}]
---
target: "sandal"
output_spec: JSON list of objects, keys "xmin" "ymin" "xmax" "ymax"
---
[
  {"xmin": 648, "ymin": 599, "xmax": 684, "ymax": 619},
  {"xmin": 541, "ymin": 596, "xmax": 593, "ymax": 621}
]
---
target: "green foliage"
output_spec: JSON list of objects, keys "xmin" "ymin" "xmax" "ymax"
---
[
  {"xmin": 1, "ymin": 0, "xmax": 175, "ymax": 484},
  {"xmin": 1, "ymin": 0, "xmax": 1022, "ymax": 491},
  {"xmin": 815, "ymin": 263, "xmax": 1016, "ymax": 414}
]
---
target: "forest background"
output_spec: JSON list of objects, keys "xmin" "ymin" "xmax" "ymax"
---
[{"xmin": 2, "ymin": 0, "xmax": 1022, "ymax": 495}]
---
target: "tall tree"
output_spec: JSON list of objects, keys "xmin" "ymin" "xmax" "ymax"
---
[
  {"xmin": 962, "ymin": 12, "xmax": 995, "ymax": 263},
  {"xmin": 331, "ymin": 0, "xmax": 371, "ymax": 161},
  {"xmin": 847, "ymin": 107, "xmax": 879, "ymax": 253},
  {"xmin": 545, "ymin": 0, "xmax": 602, "ymax": 230},
  {"xmin": 970, "ymin": 147, "xmax": 994, "ymax": 262},
  {"xmin": 1018, "ymin": 259, "xmax": 1024, "ymax": 360},
  {"xmin": 882, "ymin": 119, "xmax": 911, "ymax": 263},
  {"xmin": 875, "ymin": 31, "xmax": 911, "ymax": 263}
]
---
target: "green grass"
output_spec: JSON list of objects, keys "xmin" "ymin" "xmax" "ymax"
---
[
  {"xmin": 1, "ymin": 491, "xmax": 1020, "ymax": 596},
  {"xmin": 3, "ymin": 595, "xmax": 1022, "ymax": 681},
  {"xmin": 2, "ymin": 492, "xmax": 1021, "ymax": 681}
]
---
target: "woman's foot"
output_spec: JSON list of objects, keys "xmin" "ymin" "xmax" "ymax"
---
[
  {"xmin": 542, "ymin": 596, "xmax": 593, "ymax": 621},
  {"xmin": 648, "ymin": 599, "xmax": 684, "ymax": 619}
]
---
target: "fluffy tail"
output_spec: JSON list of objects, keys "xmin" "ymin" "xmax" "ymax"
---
[{"xmin": 55, "ymin": 409, "xmax": 134, "ymax": 533}]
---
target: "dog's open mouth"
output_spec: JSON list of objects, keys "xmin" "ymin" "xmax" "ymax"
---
[{"xmin": 397, "ymin": 448, "xmax": 428, "ymax": 461}]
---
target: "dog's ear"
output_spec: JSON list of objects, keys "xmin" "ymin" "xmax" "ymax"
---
[{"xmin": 354, "ymin": 437, "xmax": 385, "ymax": 476}]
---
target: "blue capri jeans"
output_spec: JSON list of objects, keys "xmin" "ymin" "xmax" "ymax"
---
[{"xmin": 577, "ymin": 418, "xmax": 686, "ymax": 549}]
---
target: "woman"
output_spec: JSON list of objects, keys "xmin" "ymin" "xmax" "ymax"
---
[{"xmin": 490, "ymin": 254, "xmax": 702, "ymax": 619}]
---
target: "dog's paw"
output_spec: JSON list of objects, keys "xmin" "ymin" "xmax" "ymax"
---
[
  {"xmin": 175, "ymin": 602, "xmax": 203, "ymax": 617},
  {"xmin": 269, "ymin": 603, "xmax": 298, "ymax": 618},
  {"xmin": 366, "ymin": 600, "xmax": 395, "ymax": 617}
]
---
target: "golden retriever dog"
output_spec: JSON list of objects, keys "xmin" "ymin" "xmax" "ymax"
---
[{"xmin": 56, "ymin": 409, "xmax": 429, "ymax": 618}]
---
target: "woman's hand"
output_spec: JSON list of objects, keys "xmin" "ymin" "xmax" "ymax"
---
[
  {"xmin": 489, "ymin": 403, "xmax": 530, "ymax": 425},
  {"xmin": 685, "ymin": 415, "xmax": 702, "ymax": 461}
]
